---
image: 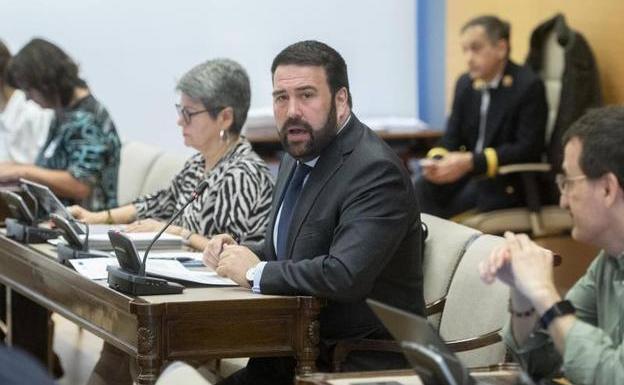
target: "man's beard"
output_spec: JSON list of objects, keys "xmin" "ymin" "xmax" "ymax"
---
[{"xmin": 278, "ymin": 101, "xmax": 338, "ymax": 161}]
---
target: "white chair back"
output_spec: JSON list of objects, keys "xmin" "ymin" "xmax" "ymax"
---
[
  {"xmin": 421, "ymin": 213, "xmax": 481, "ymax": 330},
  {"xmin": 439, "ymin": 234, "xmax": 509, "ymax": 367}
]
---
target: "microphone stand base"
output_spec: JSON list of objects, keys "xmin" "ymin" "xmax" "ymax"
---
[
  {"xmin": 6, "ymin": 218, "xmax": 59, "ymax": 244},
  {"xmin": 107, "ymin": 266, "xmax": 184, "ymax": 295},
  {"xmin": 57, "ymin": 243, "xmax": 112, "ymax": 266}
]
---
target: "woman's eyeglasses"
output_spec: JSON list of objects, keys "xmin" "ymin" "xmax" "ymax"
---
[{"xmin": 175, "ymin": 104, "xmax": 223, "ymax": 125}]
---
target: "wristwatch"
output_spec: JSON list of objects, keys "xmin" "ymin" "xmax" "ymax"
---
[
  {"xmin": 539, "ymin": 300, "xmax": 575, "ymax": 329},
  {"xmin": 245, "ymin": 266, "xmax": 256, "ymax": 288}
]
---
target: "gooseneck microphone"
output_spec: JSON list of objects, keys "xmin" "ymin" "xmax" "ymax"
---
[
  {"xmin": 139, "ymin": 180, "xmax": 209, "ymax": 276},
  {"xmin": 106, "ymin": 180, "xmax": 209, "ymax": 295}
]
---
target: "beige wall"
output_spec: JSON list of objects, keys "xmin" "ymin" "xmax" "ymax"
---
[{"xmin": 446, "ymin": 0, "xmax": 624, "ymax": 111}]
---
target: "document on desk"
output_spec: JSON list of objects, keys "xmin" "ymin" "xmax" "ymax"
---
[
  {"xmin": 327, "ymin": 375, "xmax": 422, "ymax": 385},
  {"xmin": 69, "ymin": 257, "xmax": 236, "ymax": 286},
  {"xmin": 79, "ymin": 231, "xmax": 183, "ymax": 250}
]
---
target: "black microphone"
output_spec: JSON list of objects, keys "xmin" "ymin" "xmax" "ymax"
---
[
  {"xmin": 138, "ymin": 180, "xmax": 209, "ymax": 276},
  {"xmin": 107, "ymin": 180, "xmax": 209, "ymax": 295}
]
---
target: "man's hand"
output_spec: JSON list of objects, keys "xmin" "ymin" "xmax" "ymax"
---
[
  {"xmin": 504, "ymin": 232, "xmax": 559, "ymax": 311},
  {"xmin": 480, "ymin": 232, "xmax": 559, "ymax": 311},
  {"xmin": 125, "ymin": 218, "xmax": 165, "ymax": 233},
  {"xmin": 422, "ymin": 152, "xmax": 473, "ymax": 184},
  {"xmin": 215, "ymin": 244, "xmax": 260, "ymax": 288},
  {"xmin": 0, "ymin": 163, "xmax": 31, "ymax": 183},
  {"xmin": 479, "ymin": 244, "xmax": 514, "ymax": 286},
  {"xmin": 202, "ymin": 234, "xmax": 238, "ymax": 269}
]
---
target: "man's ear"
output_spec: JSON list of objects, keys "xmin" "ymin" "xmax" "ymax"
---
[
  {"xmin": 334, "ymin": 87, "xmax": 349, "ymax": 119},
  {"xmin": 603, "ymin": 172, "xmax": 621, "ymax": 207},
  {"xmin": 495, "ymin": 39, "xmax": 508, "ymax": 60}
]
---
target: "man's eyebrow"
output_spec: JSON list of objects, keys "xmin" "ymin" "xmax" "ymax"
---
[
  {"xmin": 272, "ymin": 90, "xmax": 285, "ymax": 97},
  {"xmin": 294, "ymin": 85, "xmax": 317, "ymax": 92},
  {"xmin": 272, "ymin": 85, "xmax": 318, "ymax": 97}
]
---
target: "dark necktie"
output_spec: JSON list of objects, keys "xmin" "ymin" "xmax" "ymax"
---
[
  {"xmin": 276, "ymin": 162, "xmax": 312, "ymax": 260},
  {"xmin": 475, "ymin": 87, "xmax": 491, "ymax": 153}
]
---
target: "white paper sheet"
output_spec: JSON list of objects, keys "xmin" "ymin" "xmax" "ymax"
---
[{"xmin": 68, "ymin": 257, "xmax": 235, "ymax": 286}]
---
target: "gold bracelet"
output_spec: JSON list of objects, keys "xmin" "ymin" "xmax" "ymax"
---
[
  {"xmin": 106, "ymin": 209, "xmax": 114, "ymax": 225},
  {"xmin": 181, "ymin": 229, "xmax": 193, "ymax": 245}
]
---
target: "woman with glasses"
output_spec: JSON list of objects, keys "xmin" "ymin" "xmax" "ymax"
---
[
  {"xmin": 71, "ymin": 58, "xmax": 274, "ymax": 252},
  {"xmin": 0, "ymin": 38, "xmax": 121, "ymax": 211},
  {"xmin": 73, "ymin": 58, "xmax": 274, "ymax": 385}
]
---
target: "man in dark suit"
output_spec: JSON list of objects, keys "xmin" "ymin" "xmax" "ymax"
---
[
  {"xmin": 204, "ymin": 40, "xmax": 425, "ymax": 385},
  {"xmin": 415, "ymin": 15, "xmax": 548, "ymax": 218}
]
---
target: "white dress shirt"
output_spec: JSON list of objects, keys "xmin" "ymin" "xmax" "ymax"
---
[{"xmin": 0, "ymin": 89, "xmax": 54, "ymax": 163}]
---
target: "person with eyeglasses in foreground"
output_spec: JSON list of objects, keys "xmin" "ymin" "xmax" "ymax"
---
[
  {"xmin": 72, "ymin": 58, "xmax": 274, "ymax": 385},
  {"xmin": 480, "ymin": 106, "xmax": 624, "ymax": 385}
]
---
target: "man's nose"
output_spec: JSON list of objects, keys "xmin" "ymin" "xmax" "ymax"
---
[{"xmin": 286, "ymin": 98, "xmax": 302, "ymax": 119}]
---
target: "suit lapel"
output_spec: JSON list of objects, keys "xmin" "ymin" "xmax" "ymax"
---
[
  {"xmin": 283, "ymin": 116, "xmax": 361, "ymax": 260},
  {"xmin": 285, "ymin": 145, "xmax": 343, "ymax": 260},
  {"xmin": 266, "ymin": 157, "xmax": 296, "ymax": 261}
]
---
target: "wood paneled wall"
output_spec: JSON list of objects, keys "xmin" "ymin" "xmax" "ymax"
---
[{"xmin": 446, "ymin": 1, "xmax": 624, "ymax": 109}]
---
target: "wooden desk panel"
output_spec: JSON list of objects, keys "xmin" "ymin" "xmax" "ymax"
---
[{"xmin": 0, "ymin": 235, "xmax": 321, "ymax": 385}]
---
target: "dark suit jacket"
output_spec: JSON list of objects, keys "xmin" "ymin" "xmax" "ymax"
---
[
  {"xmin": 249, "ymin": 115, "xmax": 425, "ymax": 345},
  {"xmin": 442, "ymin": 60, "xmax": 548, "ymax": 211},
  {"xmin": 526, "ymin": 13, "xmax": 602, "ymax": 203}
]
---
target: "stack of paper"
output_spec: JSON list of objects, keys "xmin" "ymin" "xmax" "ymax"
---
[
  {"xmin": 79, "ymin": 232, "xmax": 183, "ymax": 251},
  {"xmin": 69, "ymin": 257, "xmax": 235, "ymax": 286}
]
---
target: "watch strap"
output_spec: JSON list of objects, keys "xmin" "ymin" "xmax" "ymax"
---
[{"xmin": 539, "ymin": 300, "xmax": 575, "ymax": 329}]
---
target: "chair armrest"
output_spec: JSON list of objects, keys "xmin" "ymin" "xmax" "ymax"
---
[
  {"xmin": 425, "ymin": 298, "xmax": 446, "ymax": 316},
  {"xmin": 445, "ymin": 329, "xmax": 502, "ymax": 352},
  {"xmin": 498, "ymin": 163, "xmax": 551, "ymax": 175},
  {"xmin": 331, "ymin": 329, "xmax": 504, "ymax": 371}
]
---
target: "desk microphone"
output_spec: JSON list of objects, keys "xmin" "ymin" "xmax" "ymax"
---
[
  {"xmin": 107, "ymin": 180, "xmax": 209, "ymax": 295},
  {"xmin": 139, "ymin": 179, "xmax": 209, "ymax": 276}
]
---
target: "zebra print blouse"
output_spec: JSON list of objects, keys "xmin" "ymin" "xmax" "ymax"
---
[{"xmin": 133, "ymin": 138, "xmax": 274, "ymax": 243}]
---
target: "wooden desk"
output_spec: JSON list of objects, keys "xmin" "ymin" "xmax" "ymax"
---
[{"xmin": 0, "ymin": 235, "xmax": 321, "ymax": 385}]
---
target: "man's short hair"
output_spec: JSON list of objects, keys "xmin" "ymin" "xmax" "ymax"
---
[
  {"xmin": 0, "ymin": 40, "xmax": 11, "ymax": 84},
  {"xmin": 271, "ymin": 40, "xmax": 352, "ymax": 108},
  {"xmin": 461, "ymin": 15, "xmax": 511, "ymax": 45},
  {"xmin": 563, "ymin": 106, "xmax": 624, "ymax": 189}
]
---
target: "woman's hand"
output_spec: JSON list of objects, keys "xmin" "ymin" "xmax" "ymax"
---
[
  {"xmin": 125, "ymin": 218, "xmax": 166, "ymax": 233},
  {"xmin": 68, "ymin": 205, "xmax": 104, "ymax": 224}
]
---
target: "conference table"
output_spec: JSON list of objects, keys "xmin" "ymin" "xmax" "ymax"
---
[{"xmin": 0, "ymin": 234, "xmax": 322, "ymax": 385}]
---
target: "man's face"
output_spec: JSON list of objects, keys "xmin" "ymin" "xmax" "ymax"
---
[
  {"xmin": 272, "ymin": 65, "xmax": 346, "ymax": 161},
  {"xmin": 559, "ymin": 138, "xmax": 606, "ymax": 244},
  {"xmin": 460, "ymin": 25, "xmax": 507, "ymax": 81}
]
